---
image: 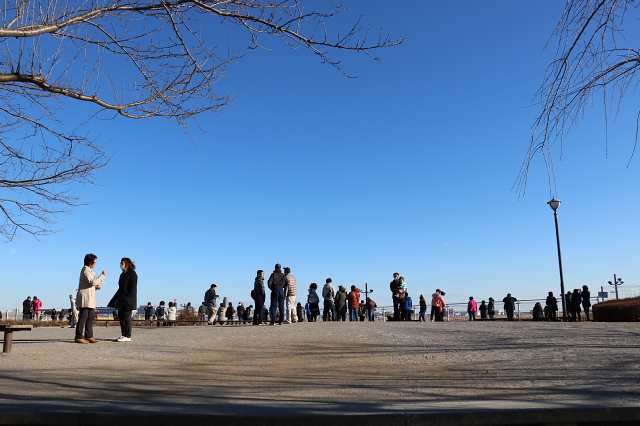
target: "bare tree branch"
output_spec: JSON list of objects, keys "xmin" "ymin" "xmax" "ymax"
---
[
  {"xmin": 0, "ymin": 0, "xmax": 404, "ymax": 239},
  {"xmin": 517, "ymin": 0, "xmax": 640, "ymax": 196}
]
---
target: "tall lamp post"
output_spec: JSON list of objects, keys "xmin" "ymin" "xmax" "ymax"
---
[
  {"xmin": 548, "ymin": 198, "xmax": 567, "ymax": 320},
  {"xmin": 363, "ymin": 283, "xmax": 373, "ymax": 321}
]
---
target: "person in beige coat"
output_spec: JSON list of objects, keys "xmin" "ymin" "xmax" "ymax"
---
[{"xmin": 75, "ymin": 253, "xmax": 107, "ymax": 344}]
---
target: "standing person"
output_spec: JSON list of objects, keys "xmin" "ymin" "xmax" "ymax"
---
[
  {"xmin": 545, "ymin": 292, "xmax": 558, "ymax": 321},
  {"xmin": 267, "ymin": 264, "xmax": 288, "ymax": 325},
  {"xmin": 22, "ymin": 296, "xmax": 33, "ymax": 320},
  {"xmin": 322, "ymin": 278, "xmax": 337, "ymax": 322},
  {"xmin": 226, "ymin": 302, "xmax": 235, "ymax": 324},
  {"xmin": 430, "ymin": 290, "xmax": 441, "ymax": 322},
  {"xmin": 434, "ymin": 291, "xmax": 446, "ymax": 322},
  {"xmin": 479, "ymin": 300, "xmax": 488, "ymax": 320},
  {"xmin": 582, "ymin": 285, "xmax": 592, "ymax": 321},
  {"xmin": 487, "ymin": 297, "xmax": 495, "ymax": 320},
  {"xmin": 75, "ymin": 253, "xmax": 107, "ymax": 344},
  {"xmin": 284, "ymin": 267, "xmax": 297, "ymax": 323},
  {"xmin": 358, "ymin": 300, "xmax": 367, "ymax": 321},
  {"xmin": 204, "ymin": 284, "xmax": 220, "ymax": 325},
  {"xmin": 237, "ymin": 302, "xmax": 245, "ymax": 323},
  {"xmin": 389, "ymin": 272, "xmax": 401, "ymax": 321},
  {"xmin": 418, "ymin": 295, "xmax": 427, "ymax": 322},
  {"xmin": 565, "ymin": 291, "xmax": 573, "ymax": 321},
  {"xmin": 32, "ymin": 297, "xmax": 43, "ymax": 321},
  {"xmin": 144, "ymin": 302, "xmax": 154, "ymax": 320},
  {"xmin": 502, "ymin": 293, "xmax": 517, "ymax": 321},
  {"xmin": 334, "ymin": 285, "xmax": 348, "ymax": 321},
  {"xmin": 404, "ymin": 292, "xmax": 413, "ymax": 321},
  {"xmin": 108, "ymin": 257, "xmax": 138, "ymax": 342},
  {"xmin": 367, "ymin": 297, "xmax": 377, "ymax": 322},
  {"xmin": 571, "ymin": 289, "xmax": 582, "ymax": 322},
  {"xmin": 253, "ymin": 270, "xmax": 266, "ymax": 325},
  {"xmin": 397, "ymin": 277, "xmax": 407, "ymax": 320},
  {"xmin": 167, "ymin": 301, "xmax": 177, "ymax": 325},
  {"xmin": 348, "ymin": 285, "xmax": 362, "ymax": 321},
  {"xmin": 467, "ymin": 296, "xmax": 478, "ymax": 321},
  {"xmin": 307, "ymin": 283, "xmax": 320, "ymax": 322}
]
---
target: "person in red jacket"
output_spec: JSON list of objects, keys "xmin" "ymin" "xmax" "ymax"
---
[{"xmin": 348, "ymin": 285, "xmax": 361, "ymax": 322}]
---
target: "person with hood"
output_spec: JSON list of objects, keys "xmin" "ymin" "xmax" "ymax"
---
[
  {"xmin": 581, "ymin": 285, "xmax": 592, "ymax": 321},
  {"xmin": 253, "ymin": 270, "xmax": 266, "ymax": 325},
  {"xmin": 404, "ymin": 292, "xmax": 413, "ymax": 321},
  {"xmin": 322, "ymin": 278, "xmax": 337, "ymax": 322},
  {"xmin": 108, "ymin": 257, "xmax": 138, "ymax": 342},
  {"xmin": 348, "ymin": 285, "xmax": 362, "ymax": 322},
  {"xmin": 502, "ymin": 293, "xmax": 517, "ymax": 321},
  {"xmin": 467, "ymin": 296, "xmax": 478, "ymax": 321},
  {"xmin": 267, "ymin": 263, "xmax": 289, "ymax": 325},
  {"xmin": 334, "ymin": 285, "xmax": 348, "ymax": 321},
  {"xmin": 545, "ymin": 291, "xmax": 558, "ymax": 321},
  {"xmin": 307, "ymin": 283, "xmax": 320, "ymax": 322},
  {"xmin": 571, "ymin": 289, "xmax": 582, "ymax": 321},
  {"xmin": 216, "ymin": 302, "xmax": 226, "ymax": 325}
]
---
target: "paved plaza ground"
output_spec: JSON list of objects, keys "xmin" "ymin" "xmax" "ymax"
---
[{"xmin": 1, "ymin": 321, "xmax": 639, "ymax": 424}]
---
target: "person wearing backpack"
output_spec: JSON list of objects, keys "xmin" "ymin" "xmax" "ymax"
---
[{"xmin": 155, "ymin": 301, "xmax": 167, "ymax": 325}]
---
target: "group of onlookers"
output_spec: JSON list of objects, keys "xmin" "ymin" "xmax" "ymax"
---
[
  {"xmin": 21, "ymin": 296, "xmax": 44, "ymax": 321},
  {"xmin": 538, "ymin": 285, "xmax": 591, "ymax": 321}
]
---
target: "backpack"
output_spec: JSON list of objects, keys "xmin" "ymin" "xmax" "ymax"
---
[{"xmin": 157, "ymin": 306, "xmax": 166, "ymax": 317}]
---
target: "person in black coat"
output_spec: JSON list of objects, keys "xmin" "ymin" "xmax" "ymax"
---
[
  {"xmin": 502, "ymin": 293, "xmax": 517, "ymax": 321},
  {"xmin": 571, "ymin": 289, "xmax": 582, "ymax": 322},
  {"xmin": 108, "ymin": 258, "xmax": 138, "ymax": 342},
  {"xmin": 545, "ymin": 291, "xmax": 558, "ymax": 321},
  {"xmin": 581, "ymin": 285, "xmax": 592, "ymax": 321}
]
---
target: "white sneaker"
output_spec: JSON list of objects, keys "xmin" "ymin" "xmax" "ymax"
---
[{"xmin": 116, "ymin": 336, "xmax": 131, "ymax": 342}]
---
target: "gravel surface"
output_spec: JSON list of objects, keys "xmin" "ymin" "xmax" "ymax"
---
[{"xmin": 1, "ymin": 321, "xmax": 639, "ymax": 416}]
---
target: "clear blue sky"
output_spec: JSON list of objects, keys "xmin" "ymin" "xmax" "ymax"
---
[{"xmin": 3, "ymin": 1, "xmax": 639, "ymax": 313}]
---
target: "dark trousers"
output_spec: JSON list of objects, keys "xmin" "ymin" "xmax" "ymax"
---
[
  {"xmin": 119, "ymin": 309, "xmax": 132, "ymax": 338},
  {"xmin": 393, "ymin": 296, "xmax": 400, "ymax": 320},
  {"xmin": 323, "ymin": 300, "xmax": 336, "ymax": 321},
  {"xmin": 270, "ymin": 288, "xmax": 285, "ymax": 324},
  {"xmin": 506, "ymin": 308, "xmax": 514, "ymax": 321},
  {"xmin": 75, "ymin": 308, "xmax": 95, "ymax": 339},
  {"xmin": 254, "ymin": 295, "xmax": 265, "ymax": 324}
]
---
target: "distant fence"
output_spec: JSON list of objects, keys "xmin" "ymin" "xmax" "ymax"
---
[{"xmin": 3, "ymin": 288, "xmax": 639, "ymax": 322}]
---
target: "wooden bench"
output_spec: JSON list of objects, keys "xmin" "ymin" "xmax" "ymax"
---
[{"xmin": 0, "ymin": 325, "xmax": 33, "ymax": 354}]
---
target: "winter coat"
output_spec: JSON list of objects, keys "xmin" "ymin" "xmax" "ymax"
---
[
  {"xmin": 76, "ymin": 266, "xmax": 106, "ymax": 309},
  {"xmin": 546, "ymin": 296, "xmax": 558, "ymax": 311},
  {"xmin": 322, "ymin": 283, "xmax": 336, "ymax": 301},
  {"xmin": 110, "ymin": 269, "xmax": 138, "ymax": 311},
  {"xmin": 268, "ymin": 269, "xmax": 288, "ymax": 290},
  {"xmin": 167, "ymin": 306, "xmax": 177, "ymax": 321},
  {"xmin": 285, "ymin": 273, "xmax": 297, "ymax": 296},
  {"xmin": 335, "ymin": 288, "xmax": 347, "ymax": 313},
  {"xmin": 348, "ymin": 289, "xmax": 361, "ymax": 309},
  {"xmin": 467, "ymin": 299, "xmax": 478, "ymax": 313},
  {"xmin": 582, "ymin": 289, "xmax": 591, "ymax": 308}
]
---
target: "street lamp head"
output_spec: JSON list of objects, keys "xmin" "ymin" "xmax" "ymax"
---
[{"xmin": 548, "ymin": 198, "xmax": 562, "ymax": 211}]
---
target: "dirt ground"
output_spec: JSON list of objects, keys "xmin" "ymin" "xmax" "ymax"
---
[{"xmin": 1, "ymin": 321, "xmax": 639, "ymax": 416}]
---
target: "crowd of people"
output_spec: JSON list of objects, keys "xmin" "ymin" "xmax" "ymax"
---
[{"xmin": 13, "ymin": 263, "xmax": 599, "ymax": 337}]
